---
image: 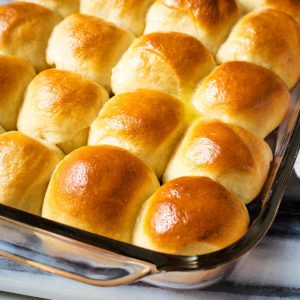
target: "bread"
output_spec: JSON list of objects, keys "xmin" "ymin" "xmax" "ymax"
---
[
  {"xmin": 0, "ymin": 0, "xmax": 287, "ymax": 257},
  {"xmin": 46, "ymin": 13, "xmax": 135, "ymax": 91},
  {"xmin": 217, "ymin": 9, "xmax": 300, "ymax": 89},
  {"xmin": 133, "ymin": 176, "xmax": 249, "ymax": 255},
  {"xmin": 42, "ymin": 145, "xmax": 160, "ymax": 243},
  {"xmin": 111, "ymin": 32, "xmax": 215, "ymax": 110},
  {"xmin": 80, "ymin": 0, "xmax": 154, "ymax": 36},
  {"xmin": 0, "ymin": 131, "xmax": 64, "ymax": 215},
  {"xmin": 193, "ymin": 61, "xmax": 290, "ymax": 138},
  {"xmin": 15, "ymin": 0, "xmax": 80, "ymax": 17},
  {"xmin": 237, "ymin": 0, "xmax": 300, "ymax": 23},
  {"xmin": 163, "ymin": 118, "xmax": 273, "ymax": 204},
  {"xmin": 0, "ymin": 55, "xmax": 36, "ymax": 131},
  {"xmin": 89, "ymin": 90, "xmax": 186, "ymax": 178},
  {"xmin": 145, "ymin": 0, "xmax": 240, "ymax": 54},
  {"xmin": 17, "ymin": 69, "xmax": 109, "ymax": 154},
  {"xmin": 0, "ymin": 125, "xmax": 5, "ymax": 134},
  {"xmin": 0, "ymin": 2, "xmax": 61, "ymax": 72}
]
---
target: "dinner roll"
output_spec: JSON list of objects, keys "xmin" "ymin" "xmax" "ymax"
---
[
  {"xmin": 0, "ymin": 131, "xmax": 64, "ymax": 215},
  {"xmin": 145, "ymin": 0, "xmax": 240, "ymax": 54},
  {"xmin": 15, "ymin": 0, "xmax": 80, "ymax": 17},
  {"xmin": 46, "ymin": 13, "xmax": 135, "ymax": 91},
  {"xmin": 17, "ymin": 69, "xmax": 108, "ymax": 154},
  {"xmin": 80, "ymin": 0, "xmax": 154, "ymax": 36},
  {"xmin": 237, "ymin": 0, "xmax": 300, "ymax": 22},
  {"xmin": 0, "ymin": 55, "xmax": 35, "ymax": 131},
  {"xmin": 133, "ymin": 176, "xmax": 249, "ymax": 255},
  {"xmin": 89, "ymin": 90, "xmax": 185, "ymax": 177},
  {"xmin": 42, "ymin": 145, "xmax": 160, "ymax": 243},
  {"xmin": 112, "ymin": 32, "xmax": 215, "ymax": 110},
  {"xmin": 0, "ymin": 125, "xmax": 5, "ymax": 134},
  {"xmin": 217, "ymin": 9, "xmax": 300, "ymax": 89},
  {"xmin": 163, "ymin": 118, "xmax": 273, "ymax": 204},
  {"xmin": 193, "ymin": 61, "xmax": 290, "ymax": 138},
  {"xmin": 0, "ymin": 2, "xmax": 61, "ymax": 72}
]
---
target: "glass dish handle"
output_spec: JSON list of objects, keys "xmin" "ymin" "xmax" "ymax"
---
[{"xmin": 0, "ymin": 215, "xmax": 157, "ymax": 286}]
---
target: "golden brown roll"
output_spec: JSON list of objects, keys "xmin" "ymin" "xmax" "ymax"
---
[
  {"xmin": 15, "ymin": 0, "xmax": 80, "ymax": 17},
  {"xmin": 89, "ymin": 90, "xmax": 186, "ymax": 177},
  {"xmin": 46, "ymin": 13, "xmax": 135, "ymax": 91},
  {"xmin": 17, "ymin": 69, "xmax": 109, "ymax": 154},
  {"xmin": 0, "ymin": 55, "xmax": 36, "ymax": 131},
  {"xmin": 0, "ymin": 125, "xmax": 5, "ymax": 134},
  {"xmin": 133, "ymin": 176, "xmax": 249, "ymax": 255},
  {"xmin": 0, "ymin": 2, "xmax": 61, "ymax": 72},
  {"xmin": 0, "ymin": 131, "xmax": 64, "ymax": 215},
  {"xmin": 145, "ymin": 0, "xmax": 240, "ymax": 54},
  {"xmin": 237, "ymin": 0, "xmax": 300, "ymax": 23},
  {"xmin": 80, "ymin": 0, "xmax": 154, "ymax": 36},
  {"xmin": 217, "ymin": 9, "xmax": 300, "ymax": 89},
  {"xmin": 163, "ymin": 118, "xmax": 273, "ymax": 204},
  {"xmin": 111, "ymin": 32, "xmax": 215, "ymax": 109},
  {"xmin": 42, "ymin": 145, "xmax": 160, "ymax": 243},
  {"xmin": 193, "ymin": 61, "xmax": 290, "ymax": 138}
]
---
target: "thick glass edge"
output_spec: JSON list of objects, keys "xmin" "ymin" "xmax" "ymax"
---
[{"xmin": 0, "ymin": 96, "xmax": 299, "ymax": 273}]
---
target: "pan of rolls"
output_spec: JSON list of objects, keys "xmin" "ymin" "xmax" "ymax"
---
[{"xmin": 0, "ymin": 0, "xmax": 299, "ymax": 289}]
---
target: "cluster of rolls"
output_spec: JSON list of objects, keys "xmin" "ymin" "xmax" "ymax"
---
[{"xmin": 0, "ymin": 0, "xmax": 298, "ymax": 255}]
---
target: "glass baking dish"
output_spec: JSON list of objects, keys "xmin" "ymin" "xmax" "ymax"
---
[{"xmin": 0, "ymin": 80, "xmax": 299, "ymax": 289}]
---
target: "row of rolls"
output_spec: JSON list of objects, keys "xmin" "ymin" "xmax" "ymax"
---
[
  {"xmin": 1, "ymin": 0, "xmax": 300, "ymax": 90},
  {"xmin": 0, "ymin": 0, "xmax": 298, "ymax": 255}
]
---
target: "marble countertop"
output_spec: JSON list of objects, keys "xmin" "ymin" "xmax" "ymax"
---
[{"xmin": 0, "ymin": 164, "xmax": 299, "ymax": 299}]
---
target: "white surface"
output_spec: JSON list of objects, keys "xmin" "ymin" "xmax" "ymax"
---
[
  {"xmin": 295, "ymin": 156, "xmax": 300, "ymax": 177},
  {"xmin": 0, "ymin": 236, "xmax": 299, "ymax": 300},
  {"xmin": 0, "ymin": 272, "xmax": 290, "ymax": 300}
]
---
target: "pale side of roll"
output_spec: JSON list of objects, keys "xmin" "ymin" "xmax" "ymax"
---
[
  {"xmin": 112, "ymin": 32, "xmax": 215, "ymax": 118},
  {"xmin": 17, "ymin": 69, "xmax": 109, "ymax": 154},
  {"xmin": 237, "ymin": 0, "xmax": 300, "ymax": 23},
  {"xmin": 145, "ymin": 0, "xmax": 240, "ymax": 54},
  {"xmin": 193, "ymin": 61, "xmax": 290, "ymax": 138},
  {"xmin": 0, "ymin": 55, "xmax": 36, "ymax": 131},
  {"xmin": 0, "ymin": 131, "xmax": 64, "ymax": 215},
  {"xmin": 0, "ymin": 125, "xmax": 5, "ymax": 134},
  {"xmin": 217, "ymin": 9, "xmax": 300, "ymax": 89},
  {"xmin": 42, "ymin": 145, "xmax": 160, "ymax": 243},
  {"xmin": 80, "ymin": 0, "xmax": 155, "ymax": 36},
  {"xmin": 133, "ymin": 176, "xmax": 249, "ymax": 255},
  {"xmin": 163, "ymin": 118, "xmax": 273, "ymax": 204},
  {"xmin": 14, "ymin": 0, "xmax": 79, "ymax": 17},
  {"xmin": 46, "ymin": 13, "xmax": 135, "ymax": 92},
  {"xmin": 0, "ymin": 2, "xmax": 61, "ymax": 72},
  {"xmin": 89, "ymin": 89, "xmax": 186, "ymax": 178}
]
